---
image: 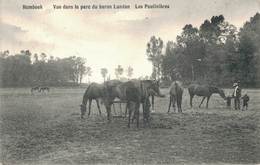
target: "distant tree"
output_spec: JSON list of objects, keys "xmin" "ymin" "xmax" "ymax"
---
[
  {"xmin": 40, "ymin": 53, "xmax": 47, "ymax": 62},
  {"xmin": 146, "ymin": 36, "xmax": 164, "ymax": 80},
  {"xmin": 74, "ymin": 57, "xmax": 86, "ymax": 84},
  {"xmin": 175, "ymin": 24, "xmax": 205, "ymax": 81},
  {"xmin": 127, "ymin": 66, "xmax": 133, "ymax": 79},
  {"xmin": 115, "ymin": 65, "xmax": 124, "ymax": 79},
  {"xmin": 237, "ymin": 12, "xmax": 260, "ymax": 86},
  {"xmin": 101, "ymin": 68, "xmax": 108, "ymax": 82},
  {"xmin": 86, "ymin": 66, "xmax": 92, "ymax": 83},
  {"xmin": 33, "ymin": 53, "xmax": 38, "ymax": 63},
  {"xmin": 161, "ymin": 15, "xmax": 241, "ymax": 85}
]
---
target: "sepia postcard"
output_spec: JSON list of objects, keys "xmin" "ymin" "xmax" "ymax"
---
[{"xmin": 1, "ymin": 0, "xmax": 260, "ymax": 164}]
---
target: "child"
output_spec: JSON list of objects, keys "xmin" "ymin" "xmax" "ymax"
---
[
  {"xmin": 241, "ymin": 93, "xmax": 250, "ymax": 111},
  {"xmin": 226, "ymin": 95, "xmax": 232, "ymax": 108}
]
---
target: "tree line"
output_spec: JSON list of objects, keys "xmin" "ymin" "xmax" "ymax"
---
[
  {"xmin": 101, "ymin": 65, "xmax": 134, "ymax": 82},
  {"xmin": 0, "ymin": 50, "xmax": 89, "ymax": 87},
  {"xmin": 0, "ymin": 50, "xmax": 135, "ymax": 87},
  {"xmin": 147, "ymin": 13, "xmax": 260, "ymax": 87}
]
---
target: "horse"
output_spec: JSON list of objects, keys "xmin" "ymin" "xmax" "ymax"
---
[
  {"xmin": 31, "ymin": 86, "xmax": 40, "ymax": 94},
  {"xmin": 168, "ymin": 81, "xmax": 184, "ymax": 113},
  {"xmin": 102, "ymin": 80, "xmax": 164, "ymax": 128},
  {"xmin": 104, "ymin": 79, "xmax": 124, "ymax": 115},
  {"xmin": 188, "ymin": 84, "xmax": 226, "ymax": 108},
  {"xmin": 39, "ymin": 86, "xmax": 50, "ymax": 93},
  {"xmin": 80, "ymin": 83, "xmax": 104, "ymax": 118}
]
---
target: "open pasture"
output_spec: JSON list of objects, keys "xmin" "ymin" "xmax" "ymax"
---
[{"xmin": 1, "ymin": 87, "xmax": 260, "ymax": 164}]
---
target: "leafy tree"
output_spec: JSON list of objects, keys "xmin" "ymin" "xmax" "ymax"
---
[
  {"xmin": 237, "ymin": 12, "xmax": 260, "ymax": 86},
  {"xmin": 146, "ymin": 36, "xmax": 164, "ymax": 80},
  {"xmin": 115, "ymin": 65, "xmax": 124, "ymax": 79},
  {"xmin": 101, "ymin": 68, "xmax": 108, "ymax": 82},
  {"xmin": 127, "ymin": 66, "xmax": 133, "ymax": 79},
  {"xmin": 86, "ymin": 66, "xmax": 92, "ymax": 83},
  {"xmin": 173, "ymin": 24, "xmax": 205, "ymax": 81}
]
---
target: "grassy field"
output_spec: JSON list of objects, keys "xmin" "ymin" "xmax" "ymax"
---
[{"xmin": 0, "ymin": 87, "xmax": 260, "ymax": 164}]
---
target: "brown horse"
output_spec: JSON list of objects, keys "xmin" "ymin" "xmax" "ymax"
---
[
  {"xmin": 168, "ymin": 81, "xmax": 184, "ymax": 113},
  {"xmin": 188, "ymin": 84, "xmax": 226, "ymax": 108},
  {"xmin": 102, "ymin": 80, "xmax": 164, "ymax": 128},
  {"xmin": 80, "ymin": 83, "xmax": 104, "ymax": 118}
]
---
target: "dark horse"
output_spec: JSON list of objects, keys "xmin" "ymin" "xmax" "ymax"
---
[
  {"xmin": 168, "ymin": 81, "xmax": 184, "ymax": 113},
  {"xmin": 80, "ymin": 83, "xmax": 105, "ymax": 118},
  {"xmin": 188, "ymin": 84, "xmax": 226, "ymax": 108},
  {"xmin": 102, "ymin": 80, "xmax": 164, "ymax": 128}
]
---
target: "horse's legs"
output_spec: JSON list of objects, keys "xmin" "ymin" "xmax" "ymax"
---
[
  {"xmin": 142, "ymin": 103, "xmax": 145, "ymax": 124},
  {"xmin": 151, "ymin": 95, "xmax": 154, "ymax": 111},
  {"xmin": 172, "ymin": 96, "xmax": 176, "ymax": 112},
  {"xmin": 144, "ymin": 98, "xmax": 151, "ymax": 127},
  {"xmin": 88, "ymin": 99, "xmax": 92, "ymax": 116},
  {"xmin": 105, "ymin": 103, "xmax": 112, "ymax": 122},
  {"xmin": 132, "ymin": 108, "xmax": 136, "ymax": 123},
  {"xmin": 136, "ymin": 102, "xmax": 140, "ymax": 128},
  {"xmin": 96, "ymin": 99, "xmax": 101, "ymax": 116},
  {"xmin": 206, "ymin": 96, "xmax": 210, "ymax": 109},
  {"xmin": 177, "ymin": 94, "xmax": 183, "ymax": 113},
  {"xmin": 190, "ymin": 95, "xmax": 194, "ymax": 108},
  {"xmin": 128, "ymin": 102, "xmax": 133, "ymax": 128},
  {"xmin": 124, "ymin": 103, "xmax": 128, "ymax": 118},
  {"xmin": 168, "ymin": 95, "xmax": 172, "ymax": 113},
  {"xmin": 199, "ymin": 97, "xmax": 206, "ymax": 108},
  {"xmin": 179, "ymin": 94, "xmax": 183, "ymax": 112},
  {"xmin": 112, "ymin": 104, "xmax": 116, "ymax": 115},
  {"xmin": 119, "ymin": 103, "xmax": 122, "ymax": 115}
]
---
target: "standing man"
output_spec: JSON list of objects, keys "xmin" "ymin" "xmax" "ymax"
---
[{"xmin": 233, "ymin": 81, "xmax": 242, "ymax": 110}]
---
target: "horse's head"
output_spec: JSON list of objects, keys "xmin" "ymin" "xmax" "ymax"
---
[
  {"xmin": 218, "ymin": 89, "xmax": 226, "ymax": 100},
  {"xmin": 145, "ymin": 80, "xmax": 165, "ymax": 97},
  {"xmin": 80, "ymin": 104, "xmax": 86, "ymax": 118}
]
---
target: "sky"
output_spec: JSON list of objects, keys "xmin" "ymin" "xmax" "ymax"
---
[{"xmin": 1, "ymin": 0, "xmax": 260, "ymax": 82}]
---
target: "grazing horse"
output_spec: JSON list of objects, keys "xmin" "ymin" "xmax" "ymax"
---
[
  {"xmin": 39, "ymin": 86, "xmax": 50, "ymax": 93},
  {"xmin": 102, "ymin": 80, "xmax": 164, "ymax": 128},
  {"xmin": 31, "ymin": 86, "xmax": 40, "ymax": 94},
  {"xmin": 188, "ymin": 84, "xmax": 226, "ymax": 108},
  {"xmin": 168, "ymin": 81, "xmax": 184, "ymax": 113},
  {"xmin": 80, "ymin": 83, "xmax": 104, "ymax": 118}
]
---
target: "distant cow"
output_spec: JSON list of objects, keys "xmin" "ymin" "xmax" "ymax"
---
[
  {"xmin": 31, "ymin": 86, "xmax": 40, "ymax": 94},
  {"xmin": 39, "ymin": 86, "xmax": 50, "ymax": 93}
]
